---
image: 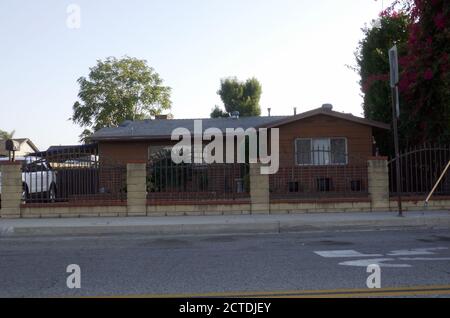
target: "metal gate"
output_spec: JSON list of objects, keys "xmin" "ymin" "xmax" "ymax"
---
[
  {"xmin": 270, "ymin": 150, "xmax": 369, "ymax": 200},
  {"xmin": 21, "ymin": 144, "xmax": 126, "ymax": 204},
  {"xmin": 146, "ymin": 150, "xmax": 250, "ymax": 203},
  {"xmin": 388, "ymin": 144, "xmax": 450, "ymax": 196}
]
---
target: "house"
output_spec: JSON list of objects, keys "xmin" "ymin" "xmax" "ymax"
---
[
  {"xmin": 90, "ymin": 105, "xmax": 390, "ymax": 166},
  {"xmin": 0, "ymin": 138, "xmax": 39, "ymax": 158},
  {"xmin": 89, "ymin": 105, "xmax": 391, "ymax": 200}
]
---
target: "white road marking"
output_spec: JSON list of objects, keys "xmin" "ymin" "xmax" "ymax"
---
[
  {"xmin": 314, "ymin": 250, "xmax": 382, "ymax": 258},
  {"xmin": 387, "ymin": 247, "xmax": 448, "ymax": 256},
  {"xmin": 315, "ymin": 247, "xmax": 450, "ymax": 267},
  {"xmin": 339, "ymin": 258, "xmax": 412, "ymax": 268}
]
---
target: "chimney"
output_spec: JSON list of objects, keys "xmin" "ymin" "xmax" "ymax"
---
[
  {"xmin": 155, "ymin": 114, "xmax": 173, "ymax": 120},
  {"xmin": 294, "ymin": 107, "xmax": 297, "ymax": 115},
  {"xmin": 322, "ymin": 103, "xmax": 333, "ymax": 111},
  {"xmin": 267, "ymin": 108, "xmax": 271, "ymax": 117}
]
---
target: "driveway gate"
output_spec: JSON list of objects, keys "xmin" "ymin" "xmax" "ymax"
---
[{"xmin": 388, "ymin": 144, "xmax": 450, "ymax": 197}]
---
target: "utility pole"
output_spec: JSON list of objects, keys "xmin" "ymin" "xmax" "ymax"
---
[{"xmin": 389, "ymin": 45, "xmax": 403, "ymax": 217}]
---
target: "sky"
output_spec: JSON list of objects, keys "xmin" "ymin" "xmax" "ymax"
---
[{"xmin": 0, "ymin": 0, "xmax": 393, "ymax": 150}]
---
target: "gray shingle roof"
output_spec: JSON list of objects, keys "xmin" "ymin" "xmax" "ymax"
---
[
  {"xmin": 90, "ymin": 107, "xmax": 390, "ymax": 141},
  {"xmin": 90, "ymin": 116, "xmax": 288, "ymax": 141}
]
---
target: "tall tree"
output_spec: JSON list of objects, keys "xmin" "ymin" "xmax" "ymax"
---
[
  {"xmin": 0, "ymin": 129, "xmax": 15, "ymax": 140},
  {"xmin": 355, "ymin": 13, "xmax": 410, "ymax": 155},
  {"xmin": 211, "ymin": 77, "xmax": 262, "ymax": 118},
  {"xmin": 72, "ymin": 56, "xmax": 172, "ymax": 142},
  {"xmin": 388, "ymin": 0, "xmax": 450, "ymax": 146},
  {"xmin": 357, "ymin": 0, "xmax": 450, "ymax": 154}
]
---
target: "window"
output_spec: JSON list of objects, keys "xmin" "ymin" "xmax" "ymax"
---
[
  {"xmin": 296, "ymin": 139, "xmax": 312, "ymax": 165},
  {"xmin": 312, "ymin": 138, "xmax": 330, "ymax": 165},
  {"xmin": 330, "ymin": 138, "xmax": 346, "ymax": 164},
  {"xmin": 295, "ymin": 138, "xmax": 347, "ymax": 165}
]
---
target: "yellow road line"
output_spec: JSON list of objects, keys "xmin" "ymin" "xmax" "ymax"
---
[{"xmin": 98, "ymin": 284, "xmax": 450, "ymax": 298}]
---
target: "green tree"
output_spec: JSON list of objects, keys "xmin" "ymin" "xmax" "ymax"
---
[
  {"xmin": 0, "ymin": 129, "xmax": 15, "ymax": 140},
  {"xmin": 210, "ymin": 105, "xmax": 229, "ymax": 118},
  {"xmin": 72, "ymin": 56, "xmax": 172, "ymax": 142},
  {"xmin": 212, "ymin": 77, "xmax": 262, "ymax": 118},
  {"xmin": 390, "ymin": 0, "xmax": 450, "ymax": 146},
  {"xmin": 357, "ymin": 0, "xmax": 450, "ymax": 154},
  {"xmin": 355, "ymin": 13, "xmax": 410, "ymax": 155}
]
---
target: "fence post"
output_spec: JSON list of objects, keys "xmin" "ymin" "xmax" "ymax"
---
[
  {"xmin": 367, "ymin": 157, "xmax": 390, "ymax": 211},
  {"xmin": 249, "ymin": 163, "xmax": 270, "ymax": 214},
  {"xmin": 126, "ymin": 162, "xmax": 147, "ymax": 216},
  {"xmin": 0, "ymin": 162, "xmax": 22, "ymax": 218}
]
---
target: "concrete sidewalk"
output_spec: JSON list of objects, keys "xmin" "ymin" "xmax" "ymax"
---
[{"xmin": 1, "ymin": 211, "xmax": 450, "ymax": 237}]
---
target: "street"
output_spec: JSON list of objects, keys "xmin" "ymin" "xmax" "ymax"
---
[{"xmin": 1, "ymin": 228, "xmax": 450, "ymax": 297}]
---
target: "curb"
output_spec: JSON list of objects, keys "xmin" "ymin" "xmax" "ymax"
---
[
  {"xmin": 2, "ymin": 223, "xmax": 281, "ymax": 237},
  {"xmin": 2, "ymin": 217, "xmax": 450, "ymax": 237}
]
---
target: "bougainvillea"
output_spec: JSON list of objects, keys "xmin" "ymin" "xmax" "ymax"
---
[
  {"xmin": 395, "ymin": 0, "xmax": 449, "ymax": 145},
  {"xmin": 355, "ymin": 12, "xmax": 410, "ymax": 154},
  {"xmin": 358, "ymin": 0, "xmax": 449, "ymax": 153}
]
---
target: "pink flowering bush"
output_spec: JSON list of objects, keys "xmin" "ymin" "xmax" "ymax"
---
[{"xmin": 374, "ymin": 0, "xmax": 450, "ymax": 145}]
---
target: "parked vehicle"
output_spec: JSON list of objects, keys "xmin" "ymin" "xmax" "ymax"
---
[{"xmin": 0, "ymin": 157, "xmax": 57, "ymax": 202}]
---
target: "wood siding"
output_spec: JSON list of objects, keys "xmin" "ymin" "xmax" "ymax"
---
[
  {"xmin": 277, "ymin": 115, "xmax": 373, "ymax": 167},
  {"xmin": 98, "ymin": 114, "xmax": 374, "ymax": 165}
]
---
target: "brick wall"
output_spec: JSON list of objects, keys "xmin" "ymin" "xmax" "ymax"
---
[
  {"xmin": 2, "ymin": 159, "xmax": 449, "ymax": 219},
  {"xmin": 0, "ymin": 162, "xmax": 22, "ymax": 218},
  {"xmin": 126, "ymin": 162, "xmax": 147, "ymax": 216},
  {"xmin": 367, "ymin": 157, "xmax": 390, "ymax": 210}
]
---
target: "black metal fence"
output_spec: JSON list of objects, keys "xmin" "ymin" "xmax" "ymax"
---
[
  {"xmin": 21, "ymin": 145, "xmax": 126, "ymax": 204},
  {"xmin": 389, "ymin": 144, "xmax": 450, "ymax": 196},
  {"xmin": 270, "ymin": 150, "xmax": 368, "ymax": 200},
  {"xmin": 147, "ymin": 158, "xmax": 250, "ymax": 203}
]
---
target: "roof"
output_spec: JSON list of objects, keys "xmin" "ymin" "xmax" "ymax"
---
[
  {"xmin": 91, "ymin": 116, "xmax": 288, "ymax": 141},
  {"xmin": 90, "ymin": 107, "xmax": 390, "ymax": 141},
  {"xmin": 30, "ymin": 144, "xmax": 98, "ymax": 158},
  {"xmin": 262, "ymin": 107, "xmax": 391, "ymax": 130},
  {"xmin": 0, "ymin": 138, "xmax": 39, "ymax": 153}
]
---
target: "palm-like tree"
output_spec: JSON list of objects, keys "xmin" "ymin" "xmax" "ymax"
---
[{"xmin": 0, "ymin": 129, "xmax": 15, "ymax": 140}]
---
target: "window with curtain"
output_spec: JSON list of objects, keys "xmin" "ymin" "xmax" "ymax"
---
[{"xmin": 295, "ymin": 138, "xmax": 347, "ymax": 165}]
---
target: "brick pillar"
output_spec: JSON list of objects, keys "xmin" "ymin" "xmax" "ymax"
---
[
  {"xmin": 249, "ymin": 163, "xmax": 270, "ymax": 214},
  {"xmin": 368, "ymin": 157, "xmax": 390, "ymax": 211},
  {"xmin": 126, "ymin": 162, "xmax": 147, "ymax": 216},
  {"xmin": 0, "ymin": 162, "xmax": 22, "ymax": 218}
]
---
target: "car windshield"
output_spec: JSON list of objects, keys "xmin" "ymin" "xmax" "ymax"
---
[{"xmin": 20, "ymin": 157, "xmax": 52, "ymax": 171}]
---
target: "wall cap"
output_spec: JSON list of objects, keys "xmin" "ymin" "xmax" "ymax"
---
[
  {"xmin": 21, "ymin": 201, "xmax": 127, "ymax": 208},
  {"xmin": 147, "ymin": 199, "xmax": 251, "ymax": 206},
  {"xmin": 271, "ymin": 197, "xmax": 371, "ymax": 204}
]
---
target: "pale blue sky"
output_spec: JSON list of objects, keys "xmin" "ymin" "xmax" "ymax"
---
[{"xmin": 0, "ymin": 0, "xmax": 392, "ymax": 149}]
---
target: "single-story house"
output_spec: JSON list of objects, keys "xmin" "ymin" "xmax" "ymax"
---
[
  {"xmin": 90, "ymin": 105, "xmax": 390, "ymax": 167},
  {"xmin": 0, "ymin": 138, "xmax": 39, "ymax": 158}
]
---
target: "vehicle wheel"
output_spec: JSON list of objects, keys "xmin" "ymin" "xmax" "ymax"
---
[
  {"xmin": 47, "ymin": 184, "xmax": 57, "ymax": 203},
  {"xmin": 21, "ymin": 184, "xmax": 29, "ymax": 203}
]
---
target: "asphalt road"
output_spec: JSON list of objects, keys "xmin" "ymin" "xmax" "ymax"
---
[{"xmin": 1, "ymin": 228, "xmax": 450, "ymax": 297}]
